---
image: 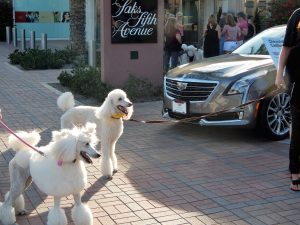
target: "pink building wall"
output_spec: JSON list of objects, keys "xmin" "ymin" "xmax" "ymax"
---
[{"xmin": 100, "ymin": 0, "xmax": 164, "ymax": 87}]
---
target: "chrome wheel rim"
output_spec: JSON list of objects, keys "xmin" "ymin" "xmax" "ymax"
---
[{"xmin": 267, "ymin": 92, "xmax": 291, "ymax": 136}]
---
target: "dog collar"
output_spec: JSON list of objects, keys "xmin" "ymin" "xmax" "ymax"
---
[
  {"xmin": 57, "ymin": 158, "xmax": 77, "ymax": 166},
  {"xmin": 111, "ymin": 113, "xmax": 126, "ymax": 119}
]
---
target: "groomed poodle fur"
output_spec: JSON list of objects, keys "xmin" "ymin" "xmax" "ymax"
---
[
  {"xmin": 0, "ymin": 123, "xmax": 100, "ymax": 225},
  {"xmin": 57, "ymin": 89, "xmax": 133, "ymax": 179}
]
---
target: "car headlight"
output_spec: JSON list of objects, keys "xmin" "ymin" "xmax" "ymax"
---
[{"xmin": 227, "ymin": 70, "xmax": 268, "ymax": 95}]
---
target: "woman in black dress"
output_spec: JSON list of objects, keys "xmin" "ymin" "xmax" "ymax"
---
[
  {"xmin": 164, "ymin": 16, "xmax": 182, "ymax": 72},
  {"xmin": 276, "ymin": 8, "xmax": 300, "ymax": 191},
  {"xmin": 203, "ymin": 15, "xmax": 221, "ymax": 58}
]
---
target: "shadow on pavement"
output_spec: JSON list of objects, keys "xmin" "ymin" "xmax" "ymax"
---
[{"xmin": 120, "ymin": 122, "xmax": 289, "ymax": 216}]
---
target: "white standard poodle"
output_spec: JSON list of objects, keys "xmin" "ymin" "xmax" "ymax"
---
[
  {"xmin": 180, "ymin": 44, "xmax": 203, "ymax": 64},
  {"xmin": 0, "ymin": 123, "xmax": 100, "ymax": 225},
  {"xmin": 57, "ymin": 89, "xmax": 133, "ymax": 179}
]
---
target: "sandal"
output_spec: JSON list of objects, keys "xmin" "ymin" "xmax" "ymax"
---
[{"xmin": 290, "ymin": 179, "xmax": 300, "ymax": 191}]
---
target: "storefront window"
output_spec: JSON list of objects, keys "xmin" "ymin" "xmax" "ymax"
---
[
  {"xmin": 165, "ymin": 0, "xmax": 201, "ymax": 47},
  {"xmin": 13, "ymin": 0, "xmax": 69, "ymax": 39}
]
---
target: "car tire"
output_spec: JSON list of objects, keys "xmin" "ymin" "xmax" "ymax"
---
[{"xmin": 257, "ymin": 91, "xmax": 291, "ymax": 140}]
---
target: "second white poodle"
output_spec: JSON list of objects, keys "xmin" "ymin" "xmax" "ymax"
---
[{"xmin": 57, "ymin": 89, "xmax": 133, "ymax": 179}]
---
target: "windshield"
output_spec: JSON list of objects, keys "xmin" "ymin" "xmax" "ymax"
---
[{"xmin": 233, "ymin": 26, "xmax": 286, "ymax": 55}]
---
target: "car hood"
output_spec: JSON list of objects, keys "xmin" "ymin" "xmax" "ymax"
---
[{"xmin": 166, "ymin": 54, "xmax": 274, "ymax": 80}]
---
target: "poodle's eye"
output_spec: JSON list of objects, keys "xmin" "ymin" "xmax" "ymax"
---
[
  {"xmin": 118, "ymin": 97, "xmax": 122, "ymax": 101},
  {"xmin": 85, "ymin": 143, "xmax": 90, "ymax": 146}
]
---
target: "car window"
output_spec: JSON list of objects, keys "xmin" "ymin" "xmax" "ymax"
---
[{"xmin": 233, "ymin": 26, "xmax": 286, "ymax": 55}]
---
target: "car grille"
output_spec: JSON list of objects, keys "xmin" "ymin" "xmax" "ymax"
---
[{"xmin": 165, "ymin": 78, "xmax": 217, "ymax": 101}]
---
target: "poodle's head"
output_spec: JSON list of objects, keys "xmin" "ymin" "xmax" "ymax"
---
[
  {"xmin": 51, "ymin": 123, "xmax": 100, "ymax": 166},
  {"xmin": 99, "ymin": 89, "xmax": 133, "ymax": 120},
  {"xmin": 181, "ymin": 44, "xmax": 188, "ymax": 51}
]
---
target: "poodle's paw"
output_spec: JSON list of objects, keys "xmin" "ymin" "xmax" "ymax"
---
[
  {"xmin": 13, "ymin": 194, "xmax": 25, "ymax": 215},
  {"xmin": 47, "ymin": 207, "xmax": 67, "ymax": 225},
  {"xmin": 113, "ymin": 169, "xmax": 118, "ymax": 174},
  {"xmin": 104, "ymin": 175, "xmax": 113, "ymax": 180},
  {"xmin": 71, "ymin": 203, "xmax": 93, "ymax": 225},
  {"xmin": 17, "ymin": 209, "xmax": 28, "ymax": 216},
  {"xmin": 0, "ymin": 202, "xmax": 16, "ymax": 225}
]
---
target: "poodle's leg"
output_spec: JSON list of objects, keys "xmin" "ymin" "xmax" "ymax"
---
[
  {"xmin": 5, "ymin": 192, "xmax": 26, "ymax": 216},
  {"xmin": 0, "ymin": 189, "xmax": 23, "ymax": 225},
  {"xmin": 0, "ymin": 161, "xmax": 28, "ymax": 225},
  {"xmin": 111, "ymin": 143, "xmax": 118, "ymax": 174},
  {"xmin": 60, "ymin": 112, "xmax": 76, "ymax": 129},
  {"xmin": 47, "ymin": 197, "xmax": 67, "ymax": 225},
  {"xmin": 71, "ymin": 193, "xmax": 93, "ymax": 225},
  {"xmin": 13, "ymin": 176, "xmax": 32, "ymax": 216},
  {"xmin": 0, "ymin": 187, "xmax": 25, "ymax": 224},
  {"xmin": 101, "ymin": 156, "xmax": 113, "ymax": 179},
  {"xmin": 101, "ymin": 141, "xmax": 114, "ymax": 179}
]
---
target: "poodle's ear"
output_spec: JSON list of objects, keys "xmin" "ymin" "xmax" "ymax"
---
[
  {"xmin": 51, "ymin": 133, "xmax": 77, "ymax": 165},
  {"xmin": 52, "ymin": 130, "xmax": 70, "ymax": 141}
]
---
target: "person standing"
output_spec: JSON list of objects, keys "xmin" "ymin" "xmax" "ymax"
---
[
  {"xmin": 275, "ymin": 8, "xmax": 300, "ymax": 191},
  {"xmin": 176, "ymin": 11, "xmax": 184, "ymax": 38},
  {"xmin": 221, "ymin": 14, "xmax": 241, "ymax": 54},
  {"xmin": 236, "ymin": 12, "xmax": 248, "ymax": 46},
  {"xmin": 164, "ymin": 17, "xmax": 182, "ymax": 72},
  {"xmin": 244, "ymin": 15, "xmax": 256, "ymax": 41},
  {"xmin": 203, "ymin": 15, "xmax": 221, "ymax": 58},
  {"xmin": 218, "ymin": 12, "xmax": 227, "ymax": 54}
]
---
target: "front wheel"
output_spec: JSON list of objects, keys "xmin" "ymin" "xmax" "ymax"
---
[{"xmin": 257, "ymin": 91, "xmax": 291, "ymax": 140}]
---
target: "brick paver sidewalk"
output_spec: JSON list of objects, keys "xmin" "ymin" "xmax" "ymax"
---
[{"xmin": 0, "ymin": 42, "xmax": 299, "ymax": 225}]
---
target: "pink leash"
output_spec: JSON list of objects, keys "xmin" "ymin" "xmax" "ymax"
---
[{"xmin": 0, "ymin": 115, "xmax": 45, "ymax": 157}]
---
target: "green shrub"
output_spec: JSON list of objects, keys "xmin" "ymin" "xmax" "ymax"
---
[
  {"xmin": 123, "ymin": 74, "xmax": 162, "ymax": 102},
  {"xmin": 57, "ymin": 70, "xmax": 73, "ymax": 87},
  {"xmin": 19, "ymin": 49, "xmax": 50, "ymax": 69},
  {"xmin": 8, "ymin": 48, "xmax": 75, "ymax": 70},
  {"xmin": 53, "ymin": 47, "xmax": 77, "ymax": 64},
  {"xmin": 8, "ymin": 50, "xmax": 25, "ymax": 65},
  {"xmin": 58, "ymin": 66, "xmax": 110, "ymax": 102},
  {"xmin": 58, "ymin": 66, "xmax": 162, "ymax": 103}
]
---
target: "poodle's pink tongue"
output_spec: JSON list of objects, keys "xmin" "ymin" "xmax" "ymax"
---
[{"xmin": 57, "ymin": 160, "xmax": 63, "ymax": 166}]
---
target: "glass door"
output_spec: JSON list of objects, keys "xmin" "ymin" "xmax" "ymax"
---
[{"xmin": 165, "ymin": 0, "xmax": 201, "ymax": 47}]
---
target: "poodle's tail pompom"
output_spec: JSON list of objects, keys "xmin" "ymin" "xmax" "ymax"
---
[
  {"xmin": 71, "ymin": 203, "xmax": 93, "ymax": 225},
  {"xmin": 57, "ymin": 92, "xmax": 75, "ymax": 111},
  {"xmin": 48, "ymin": 207, "xmax": 67, "ymax": 225},
  {"xmin": 8, "ymin": 130, "xmax": 40, "ymax": 152}
]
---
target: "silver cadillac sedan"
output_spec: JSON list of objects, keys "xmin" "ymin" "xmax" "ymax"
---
[{"xmin": 162, "ymin": 25, "xmax": 291, "ymax": 140}]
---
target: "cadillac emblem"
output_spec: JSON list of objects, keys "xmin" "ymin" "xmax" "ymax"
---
[{"xmin": 176, "ymin": 82, "xmax": 188, "ymax": 91}]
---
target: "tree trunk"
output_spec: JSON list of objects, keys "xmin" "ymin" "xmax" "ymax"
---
[{"xmin": 69, "ymin": 0, "xmax": 86, "ymax": 56}]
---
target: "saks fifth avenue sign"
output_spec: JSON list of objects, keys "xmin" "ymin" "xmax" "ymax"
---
[{"xmin": 111, "ymin": 0, "xmax": 157, "ymax": 43}]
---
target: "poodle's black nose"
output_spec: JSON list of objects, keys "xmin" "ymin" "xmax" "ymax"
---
[
  {"xmin": 128, "ymin": 103, "xmax": 133, "ymax": 107},
  {"xmin": 96, "ymin": 153, "xmax": 101, "ymax": 158}
]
